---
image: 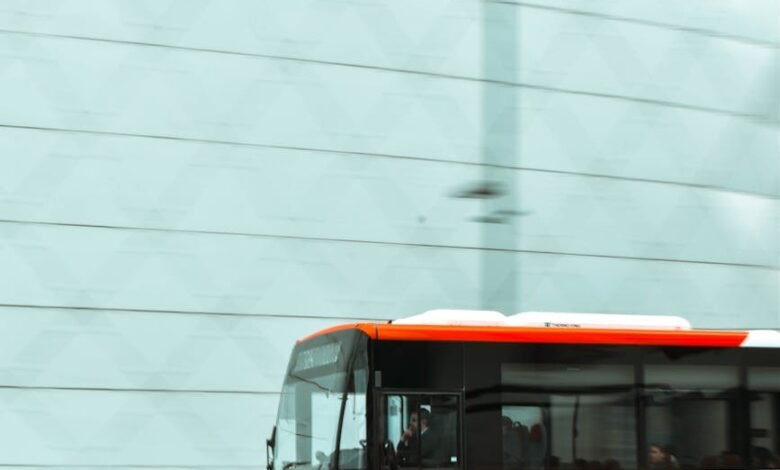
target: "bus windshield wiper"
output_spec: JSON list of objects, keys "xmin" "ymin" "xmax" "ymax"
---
[
  {"xmin": 289, "ymin": 372, "xmax": 333, "ymax": 394},
  {"xmin": 282, "ymin": 461, "xmax": 310, "ymax": 470}
]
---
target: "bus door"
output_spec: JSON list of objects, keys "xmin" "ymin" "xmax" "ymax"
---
[{"xmin": 375, "ymin": 391, "xmax": 463, "ymax": 470}]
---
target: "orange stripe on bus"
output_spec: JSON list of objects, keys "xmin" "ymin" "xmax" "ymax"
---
[
  {"xmin": 373, "ymin": 324, "xmax": 748, "ymax": 347},
  {"xmin": 300, "ymin": 323, "xmax": 749, "ymax": 348}
]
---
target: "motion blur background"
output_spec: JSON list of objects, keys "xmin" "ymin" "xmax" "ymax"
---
[{"xmin": 0, "ymin": 0, "xmax": 778, "ymax": 467}]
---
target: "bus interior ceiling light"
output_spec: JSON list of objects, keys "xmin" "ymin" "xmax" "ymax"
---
[{"xmin": 392, "ymin": 309, "xmax": 693, "ymax": 330}]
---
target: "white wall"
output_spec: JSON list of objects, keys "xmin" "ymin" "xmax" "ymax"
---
[{"xmin": 0, "ymin": 0, "xmax": 777, "ymax": 467}]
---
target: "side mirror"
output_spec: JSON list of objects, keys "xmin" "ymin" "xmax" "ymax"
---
[{"xmin": 266, "ymin": 426, "xmax": 276, "ymax": 470}]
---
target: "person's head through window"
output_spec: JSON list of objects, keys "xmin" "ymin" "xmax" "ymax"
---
[
  {"xmin": 648, "ymin": 443, "xmax": 674, "ymax": 469},
  {"xmin": 501, "ymin": 416, "xmax": 513, "ymax": 436},
  {"xmin": 401, "ymin": 408, "xmax": 431, "ymax": 444},
  {"xmin": 648, "ymin": 444, "xmax": 665, "ymax": 464}
]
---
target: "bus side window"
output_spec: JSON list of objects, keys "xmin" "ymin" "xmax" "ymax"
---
[
  {"xmin": 380, "ymin": 393, "xmax": 461, "ymax": 469},
  {"xmin": 502, "ymin": 360, "xmax": 637, "ymax": 469},
  {"xmin": 748, "ymin": 365, "xmax": 780, "ymax": 469},
  {"xmin": 427, "ymin": 395, "xmax": 460, "ymax": 467},
  {"xmin": 644, "ymin": 360, "xmax": 739, "ymax": 469}
]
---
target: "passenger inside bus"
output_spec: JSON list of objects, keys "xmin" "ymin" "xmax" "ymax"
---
[
  {"xmin": 751, "ymin": 446, "xmax": 780, "ymax": 469},
  {"xmin": 501, "ymin": 416, "xmax": 525, "ymax": 469},
  {"xmin": 647, "ymin": 444, "xmax": 678, "ymax": 470},
  {"xmin": 397, "ymin": 409, "xmax": 443, "ymax": 466}
]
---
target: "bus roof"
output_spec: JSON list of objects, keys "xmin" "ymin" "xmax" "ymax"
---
[{"xmin": 299, "ymin": 323, "xmax": 780, "ymax": 348}]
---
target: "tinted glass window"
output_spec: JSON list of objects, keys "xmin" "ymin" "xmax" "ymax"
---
[
  {"xmin": 379, "ymin": 393, "xmax": 461, "ymax": 469},
  {"xmin": 642, "ymin": 348, "xmax": 741, "ymax": 469},
  {"xmin": 502, "ymin": 362, "xmax": 637, "ymax": 470},
  {"xmin": 748, "ymin": 365, "xmax": 780, "ymax": 468},
  {"xmin": 374, "ymin": 341, "xmax": 463, "ymax": 390}
]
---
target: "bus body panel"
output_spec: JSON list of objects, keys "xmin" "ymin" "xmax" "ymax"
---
[{"xmin": 273, "ymin": 323, "xmax": 780, "ymax": 470}]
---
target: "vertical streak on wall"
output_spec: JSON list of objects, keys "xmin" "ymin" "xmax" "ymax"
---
[{"xmin": 482, "ymin": 1, "xmax": 519, "ymax": 314}]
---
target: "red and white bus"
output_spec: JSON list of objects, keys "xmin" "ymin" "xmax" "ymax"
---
[{"xmin": 267, "ymin": 310, "xmax": 780, "ymax": 470}]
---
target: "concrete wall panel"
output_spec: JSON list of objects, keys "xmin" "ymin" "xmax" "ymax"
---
[
  {"xmin": 0, "ymin": 127, "xmax": 484, "ymax": 247},
  {"xmin": 0, "ymin": 388, "xmax": 276, "ymax": 465},
  {"xmin": 0, "ymin": 223, "xmax": 483, "ymax": 317},
  {"xmin": 0, "ymin": 306, "xmax": 347, "ymax": 391},
  {"xmin": 0, "ymin": 32, "xmax": 483, "ymax": 164}
]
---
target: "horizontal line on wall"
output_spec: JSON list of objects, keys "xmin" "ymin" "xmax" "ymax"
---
[
  {"xmin": 0, "ymin": 302, "xmax": 386, "ymax": 322},
  {"xmin": 0, "ymin": 217, "xmax": 777, "ymax": 271},
  {"xmin": 2, "ymin": 124, "xmax": 777, "ymax": 201},
  {"xmin": 0, "ymin": 29, "xmax": 764, "ymax": 121},
  {"xmin": 0, "ymin": 383, "xmax": 275, "ymax": 396},
  {"xmin": 494, "ymin": 1, "xmax": 780, "ymax": 49},
  {"xmin": 0, "ymin": 303, "xmax": 778, "ymax": 333},
  {"xmin": 0, "ymin": 465, "xmax": 259, "ymax": 469}
]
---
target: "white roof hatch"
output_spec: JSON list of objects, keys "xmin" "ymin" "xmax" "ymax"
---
[{"xmin": 393, "ymin": 310, "xmax": 692, "ymax": 330}]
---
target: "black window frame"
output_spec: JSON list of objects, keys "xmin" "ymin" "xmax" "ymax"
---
[{"xmin": 373, "ymin": 389, "xmax": 465, "ymax": 470}]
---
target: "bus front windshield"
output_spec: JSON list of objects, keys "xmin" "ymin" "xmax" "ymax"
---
[{"xmin": 273, "ymin": 333, "xmax": 368, "ymax": 470}]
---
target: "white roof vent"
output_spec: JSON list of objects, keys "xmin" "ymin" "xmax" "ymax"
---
[
  {"xmin": 393, "ymin": 309, "xmax": 507, "ymax": 326},
  {"xmin": 508, "ymin": 312, "xmax": 692, "ymax": 330},
  {"xmin": 742, "ymin": 330, "xmax": 780, "ymax": 348}
]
